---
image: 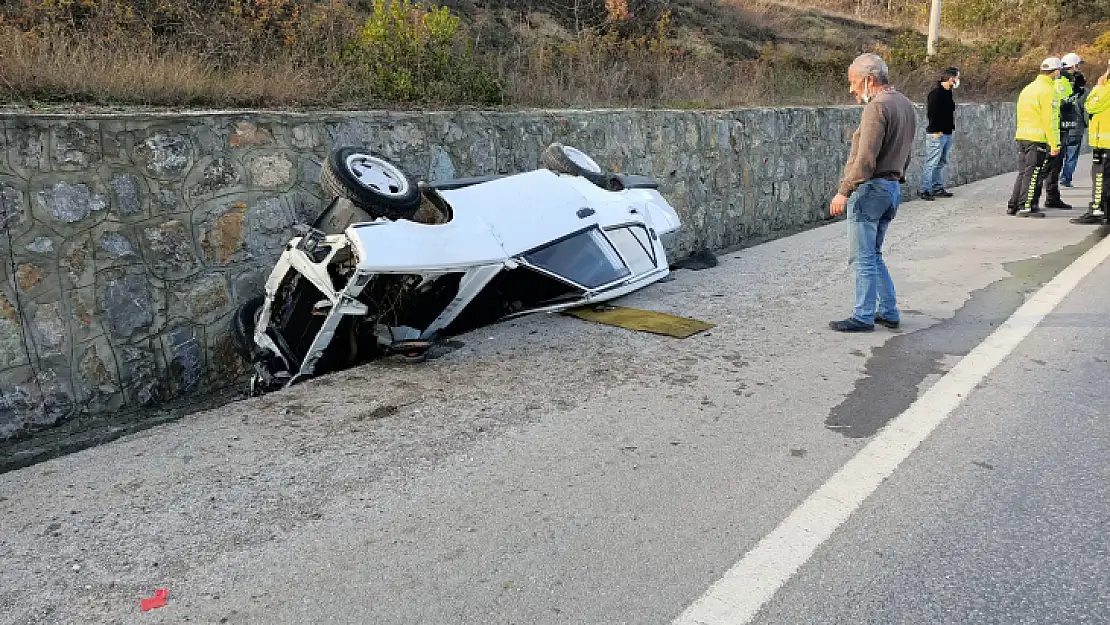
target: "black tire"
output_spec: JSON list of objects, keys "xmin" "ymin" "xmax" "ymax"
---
[
  {"xmin": 321, "ymin": 146, "xmax": 421, "ymax": 220},
  {"xmin": 231, "ymin": 296, "xmax": 265, "ymax": 360},
  {"xmin": 541, "ymin": 143, "xmax": 608, "ymax": 187}
]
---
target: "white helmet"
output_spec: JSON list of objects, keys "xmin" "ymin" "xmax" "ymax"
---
[
  {"xmin": 1040, "ymin": 57, "xmax": 1063, "ymax": 71},
  {"xmin": 1062, "ymin": 53, "xmax": 1082, "ymax": 69}
]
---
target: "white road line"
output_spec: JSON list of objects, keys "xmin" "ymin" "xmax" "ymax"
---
[{"xmin": 672, "ymin": 234, "xmax": 1110, "ymax": 625}]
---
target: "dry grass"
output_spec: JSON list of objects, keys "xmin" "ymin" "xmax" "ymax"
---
[
  {"xmin": 0, "ymin": 0, "xmax": 1105, "ymax": 111},
  {"xmin": 499, "ymin": 56, "xmax": 849, "ymax": 109},
  {"xmin": 0, "ymin": 30, "xmax": 340, "ymax": 108}
]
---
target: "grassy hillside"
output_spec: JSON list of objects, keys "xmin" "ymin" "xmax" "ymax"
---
[{"xmin": 0, "ymin": 0, "xmax": 1107, "ymax": 110}]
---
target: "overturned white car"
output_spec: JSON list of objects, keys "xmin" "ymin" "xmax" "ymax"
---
[{"xmin": 232, "ymin": 143, "xmax": 682, "ymax": 394}]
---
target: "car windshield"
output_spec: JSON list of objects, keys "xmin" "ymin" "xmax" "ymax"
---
[{"xmin": 523, "ymin": 228, "xmax": 631, "ymax": 289}]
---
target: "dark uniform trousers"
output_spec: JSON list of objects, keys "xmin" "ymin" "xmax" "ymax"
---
[
  {"xmin": 1008, "ymin": 140, "xmax": 1049, "ymax": 213},
  {"xmin": 1092, "ymin": 149, "xmax": 1110, "ymax": 213},
  {"xmin": 1041, "ymin": 140, "xmax": 1066, "ymax": 204}
]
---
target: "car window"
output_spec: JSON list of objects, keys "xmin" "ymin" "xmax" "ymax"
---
[
  {"xmin": 605, "ymin": 225, "xmax": 656, "ymax": 275},
  {"xmin": 523, "ymin": 228, "xmax": 631, "ymax": 289}
]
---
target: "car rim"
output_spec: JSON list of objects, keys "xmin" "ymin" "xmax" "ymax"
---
[
  {"xmin": 563, "ymin": 147, "xmax": 602, "ymax": 174},
  {"xmin": 344, "ymin": 153, "xmax": 410, "ymax": 197}
]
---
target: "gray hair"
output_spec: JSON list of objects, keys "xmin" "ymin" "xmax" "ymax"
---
[{"xmin": 850, "ymin": 53, "xmax": 890, "ymax": 85}]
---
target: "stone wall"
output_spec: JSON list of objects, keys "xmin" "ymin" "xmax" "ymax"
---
[{"xmin": 0, "ymin": 103, "xmax": 1016, "ymax": 441}]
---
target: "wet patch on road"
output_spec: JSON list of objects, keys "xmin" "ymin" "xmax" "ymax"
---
[{"xmin": 827, "ymin": 227, "xmax": 1109, "ymax": 438}]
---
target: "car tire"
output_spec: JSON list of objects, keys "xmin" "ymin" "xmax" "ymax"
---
[
  {"xmin": 231, "ymin": 296, "xmax": 265, "ymax": 360},
  {"xmin": 541, "ymin": 143, "xmax": 609, "ymax": 187},
  {"xmin": 321, "ymin": 147, "xmax": 421, "ymax": 220}
]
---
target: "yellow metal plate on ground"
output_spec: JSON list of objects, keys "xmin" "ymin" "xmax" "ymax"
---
[{"xmin": 563, "ymin": 305, "xmax": 715, "ymax": 339}]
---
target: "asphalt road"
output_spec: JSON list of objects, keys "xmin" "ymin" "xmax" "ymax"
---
[
  {"xmin": 752, "ymin": 256, "xmax": 1110, "ymax": 625},
  {"xmin": 1, "ymin": 161, "xmax": 1108, "ymax": 625}
]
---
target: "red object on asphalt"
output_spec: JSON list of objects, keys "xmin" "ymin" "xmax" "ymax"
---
[{"xmin": 140, "ymin": 588, "xmax": 169, "ymax": 612}]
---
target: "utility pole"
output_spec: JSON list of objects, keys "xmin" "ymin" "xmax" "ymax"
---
[{"xmin": 927, "ymin": 0, "xmax": 942, "ymax": 57}]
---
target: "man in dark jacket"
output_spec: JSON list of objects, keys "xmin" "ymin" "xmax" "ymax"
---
[
  {"xmin": 919, "ymin": 67, "xmax": 960, "ymax": 200},
  {"xmin": 1060, "ymin": 52, "xmax": 1088, "ymax": 187},
  {"xmin": 1039, "ymin": 54, "xmax": 1079, "ymax": 208}
]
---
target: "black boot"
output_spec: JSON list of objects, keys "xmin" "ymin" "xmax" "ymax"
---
[
  {"xmin": 1070, "ymin": 212, "xmax": 1103, "ymax": 224},
  {"xmin": 1071, "ymin": 203, "xmax": 1106, "ymax": 224}
]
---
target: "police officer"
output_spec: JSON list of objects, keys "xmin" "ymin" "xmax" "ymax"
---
[
  {"xmin": 1040, "ymin": 56, "xmax": 1074, "ymax": 209},
  {"xmin": 1008, "ymin": 58, "xmax": 1062, "ymax": 218},
  {"xmin": 1070, "ymin": 61, "xmax": 1110, "ymax": 225},
  {"xmin": 1060, "ymin": 53, "xmax": 1088, "ymax": 187}
]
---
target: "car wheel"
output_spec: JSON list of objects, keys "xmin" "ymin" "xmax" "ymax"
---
[
  {"xmin": 231, "ymin": 296, "xmax": 265, "ymax": 360},
  {"xmin": 541, "ymin": 143, "xmax": 609, "ymax": 187},
  {"xmin": 321, "ymin": 147, "xmax": 421, "ymax": 220}
]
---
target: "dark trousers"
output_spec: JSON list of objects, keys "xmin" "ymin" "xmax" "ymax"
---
[
  {"xmin": 1041, "ymin": 144, "xmax": 1065, "ymax": 204},
  {"xmin": 1092, "ymin": 149, "xmax": 1110, "ymax": 213},
  {"xmin": 1008, "ymin": 140, "xmax": 1049, "ymax": 212}
]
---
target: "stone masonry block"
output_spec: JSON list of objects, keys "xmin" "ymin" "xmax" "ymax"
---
[
  {"xmin": 0, "ymin": 282, "xmax": 27, "ymax": 371},
  {"xmin": 229, "ymin": 120, "xmax": 274, "ymax": 148},
  {"xmin": 29, "ymin": 301, "xmax": 67, "ymax": 359},
  {"xmin": 247, "ymin": 153, "xmax": 296, "ymax": 190},
  {"xmin": 105, "ymin": 170, "xmax": 149, "ymax": 219},
  {"xmin": 197, "ymin": 196, "xmax": 249, "ymax": 266},
  {"xmin": 117, "ymin": 341, "xmax": 163, "ymax": 407},
  {"xmin": 65, "ymin": 285, "xmax": 103, "ymax": 345},
  {"xmin": 186, "ymin": 156, "xmax": 243, "ymax": 202},
  {"xmin": 245, "ymin": 195, "xmax": 295, "ymax": 261},
  {"xmin": 132, "ymin": 131, "xmax": 193, "ymax": 180},
  {"xmin": 31, "ymin": 177, "xmax": 109, "ymax": 229},
  {"xmin": 51, "ymin": 123, "xmax": 102, "ymax": 171},
  {"xmin": 162, "ymin": 325, "xmax": 205, "ymax": 397},
  {"xmin": 168, "ymin": 273, "xmax": 230, "ymax": 326},
  {"xmin": 5, "ymin": 122, "xmax": 48, "ymax": 175},
  {"xmin": 208, "ymin": 316, "xmax": 252, "ymax": 388},
  {"xmin": 140, "ymin": 219, "xmax": 200, "ymax": 280},
  {"xmin": 102, "ymin": 270, "xmax": 157, "ymax": 340},
  {"xmin": 326, "ymin": 117, "xmax": 387, "ymax": 155},
  {"xmin": 60, "ymin": 233, "xmax": 95, "ymax": 289},
  {"xmin": 0, "ymin": 178, "xmax": 31, "ymax": 239},
  {"xmin": 74, "ymin": 338, "xmax": 123, "ymax": 414}
]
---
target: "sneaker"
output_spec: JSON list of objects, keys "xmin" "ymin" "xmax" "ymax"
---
[
  {"xmin": 829, "ymin": 317, "xmax": 874, "ymax": 332},
  {"xmin": 875, "ymin": 315, "xmax": 900, "ymax": 329},
  {"xmin": 932, "ymin": 188, "xmax": 953, "ymax": 198},
  {"xmin": 1006, "ymin": 206, "xmax": 1019, "ymax": 215},
  {"xmin": 1062, "ymin": 181, "xmax": 1074, "ymax": 188},
  {"xmin": 1070, "ymin": 212, "xmax": 1104, "ymax": 225},
  {"xmin": 1018, "ymin": 208, "xmax": 1046, "ymax": 218},
  {"xmin": 1045, "ymin": 199, "xmax": 1072, "ymax": 209},
  {"xmin": 918, "ymin": 191, "xmax": 935, "ymax": 201}
]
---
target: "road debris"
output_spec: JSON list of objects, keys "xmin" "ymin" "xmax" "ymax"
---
[
  {"xmin": 140, "ymin": 588, "xmax": 169, "ymax": 612},
  {"xmin": 564, "ymin": 305, "xmax": 715, "ymax": 338}
]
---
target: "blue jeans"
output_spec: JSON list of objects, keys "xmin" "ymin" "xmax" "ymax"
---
[
  {"xmin": 1061, "ymin": 132, "xmax": 1083, "ymax": 185},
  {"xmin": 920, "ymin": 133, "xmax": 953, "ymax": 194},
  {"xmin": 847, "ymin": 179, "xmax": 900, "ymax": 325}
]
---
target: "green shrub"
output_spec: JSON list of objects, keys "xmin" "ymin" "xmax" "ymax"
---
[
  {"xmin": 1091, "ymin": 30, "xmax": 1110, "ymax": 55},
  {"xmin": 341, "ymin": 0, "xmax": 503, "ymax": 104}
]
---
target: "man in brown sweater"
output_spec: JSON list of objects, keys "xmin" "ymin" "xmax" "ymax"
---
[{"xmin": 829, "ymin": 53, "xmax": 917, "ymax": 332}]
